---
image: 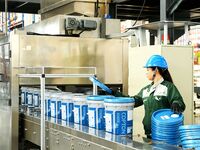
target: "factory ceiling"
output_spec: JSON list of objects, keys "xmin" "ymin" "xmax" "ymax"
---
[
  {"xmin": 0, "ymin": 0, "xmax": 199, "ymax": 22},
  {"xmin": 0, "ymin": 0, "xmax": 40, "ymax": 14},
  {"xmin": 112, "ymin": 0, "xmax": 200, "ymax": 22}
]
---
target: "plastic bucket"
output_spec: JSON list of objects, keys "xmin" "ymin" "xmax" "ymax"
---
[
  {"xmin": 104, "ymin": 97, "xmax": 135, "ymax": 135},
  {"xmin": 50, "ymin": 93, "xmax": 59, "ymax": 118},
  {"xmin": 87, "ymin": 95, "xmax": 114, "ymax": 130},
  {"xmin": 21, "ymin": 87, "xmax": 27, "ymax": 105},
  {"xmin": 33, "ymin": 89, "xmax": 40, "ymax": 107},
  {"xmin": 73, "ymin": 95, "xmax": 88, "ymax": 126},
  {"xmin": 60, "ymin": 93, "xmax": 73, "ymax": 122},
  {"xmin": 60, "ymin": 93, "xmax": 83, "ymax": 122},
  {"xmin": 26, "ymin": 88, "xmax": 34, "ymax": 107},
  {"xmin": 45, "ymin": 91, "xmax": 52, "ymax": 116}
]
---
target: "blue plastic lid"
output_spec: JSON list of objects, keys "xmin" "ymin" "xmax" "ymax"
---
[
  {"xmin": 89, "ymin": 77, "xmax": 112, "ymax": 94},
  {"xmin": 87, "ymin": 95, "xmax": 114, "ymax": 101},
  {"xmin": 104, "ymin": 97, "xmax": 135, "ymax": 103},
  {"xmin": 152, "ymin": 109, "xmax": 183, "ymax": 124},
  {"xmin": 179, "ymin": 125, "xmax": 200, "ymax": 130}
]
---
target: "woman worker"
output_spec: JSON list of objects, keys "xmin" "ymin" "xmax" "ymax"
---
[{"xmin": 113, "ymin": 55, "xmax": 186, "ymax": 138}]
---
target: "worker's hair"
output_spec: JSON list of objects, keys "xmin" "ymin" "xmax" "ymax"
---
[{"xmin": 152, "ymin": 67, "xmax": 173, "ymax": 83}]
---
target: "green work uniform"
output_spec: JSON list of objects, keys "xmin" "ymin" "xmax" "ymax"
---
[{"xmin": 115, "ymin": 79, "xmax": 186, "ymax": 136}]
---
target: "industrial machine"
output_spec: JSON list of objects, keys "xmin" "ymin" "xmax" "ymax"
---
[{"xmin": 0, "ymin": 14, "xmax": 191, "ymax": 150}]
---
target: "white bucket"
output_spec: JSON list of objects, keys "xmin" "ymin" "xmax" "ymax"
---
[
  {"xmin": 73, "ymin": 95, "xmax": 88, "ymax": 126},
  {"xmin": 104, "ymin": 97, "xmax": 135, "ymax": 135},
  {"xmin": 50, "ymin": 93, "xmax": 60, "ymax": 118},
  {"xmin": 60, "ymin": 92, "xmax": 74, "ymax": 122},
  {"xmin": 87, "ymin": 95, "xmax": 114, "ymax": 130},
  {"xmin": 27, "ymin": 88, "xmax": 34, "ymax": 107},
  {"xmin": 33, "ymin": 89, "xmax": 40, "ymax": 108},
  {"xmin": 45, "ymin": 91, "xmax": 52, "ymax": 116},
  {"xmin": 21, "ymin": 87, "xmax": 28, "ymax": 105}
]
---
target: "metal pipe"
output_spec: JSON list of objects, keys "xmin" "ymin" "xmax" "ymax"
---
[
  {"xmin": 18, "ymin": 74, "xmax": 96, "ymax": 78},
  {"xmin": 5, "ymin": 0, "xmax": 8, "ymax": 34},
  {"xmin": 160, "ymin": 0, "xmax": 167, "ymax": 21},
  {"xmin": 40, "ymin": 69, "xmax": 45, "ymax": 150},
  {"xmin": 164, "ymin": 23, "xmax": 168, "ymax": 45},
  {"xmin": 157, "ymin": 29, "xmax": 161, "ymax": 45},
  {"xmin": 139, "ymin": 27, "xmax": 143, "ymax": 46},
  {"xmin": 168, "ymin": 0, "xmax": 183, "ymax": 15},
  {"xmin": 184, "ymin": 23, "xmax": 189, "ymax": 45},
  {"xmin": 1, "ymin": 12, "xmax": 3, "ymax": 31},
  {"xmin": 93, "ymin": 82, "xmax": 97, "ymax": 95}
]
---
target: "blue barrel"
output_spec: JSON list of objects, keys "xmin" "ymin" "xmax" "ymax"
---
[
  {"xmin": 151, "ymin": 109, "xmax": 184, "ymax": 145},
  {"xmin": 104, "ymin": 97, "xmax": 135, "ymax": 135},
  {"xmin": 87, "ymin": 95, "xmax": 114, "ymax": 130}
]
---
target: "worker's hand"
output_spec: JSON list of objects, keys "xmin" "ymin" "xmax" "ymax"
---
[{"xmin": 171, "ymin": 102, "xmax": 182, "ymax": 114}]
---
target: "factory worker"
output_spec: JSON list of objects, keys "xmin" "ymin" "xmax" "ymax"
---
[{"xmin": 113, "ymin": 55, "xmax": 186, "ymax": 139}]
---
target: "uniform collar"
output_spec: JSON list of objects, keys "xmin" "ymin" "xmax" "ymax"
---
[
  {"xmin": 152, "ymin": 77, "xmax": 164, "ymax": 88},
  {"xmin": 148, "ymin": 77, "xmax": 164, "ymax": 94}
]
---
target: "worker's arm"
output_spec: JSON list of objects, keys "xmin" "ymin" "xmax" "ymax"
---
[
  {"xmin": 112, "ymin": 89, "xmax": 144, "ymax": 108},
  {"xmin": 168, "ymin": 84, "xmax": 186, "ymax": 113}
]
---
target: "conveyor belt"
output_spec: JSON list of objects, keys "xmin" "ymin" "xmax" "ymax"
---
[{"xmin": 20, "ymin": 113, "xmax": 181, "ymax": 150}]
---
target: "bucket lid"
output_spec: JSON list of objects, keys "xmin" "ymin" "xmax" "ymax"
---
[
  {"xmin": 179, "ymin": 125, "xmax": 200, "ymax": 130},
  {"xmin": 104, "ymin": 97, "xmax": 135, "ymax": 103},
  {"xmin": 152, "ymin": 109, "xmax": 183, "ymax": 125},
  {"xmin": 89, "ymin": 77, "xmax": 112, "ymax": 94},
  {"xmin": 87, "ymin": 95, "xmax": 114, "ymax": 101}
]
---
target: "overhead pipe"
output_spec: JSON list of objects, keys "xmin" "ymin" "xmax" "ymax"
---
[{"xmin": 5, "ymin": 0, "xmax": 8, "ymax": 35}]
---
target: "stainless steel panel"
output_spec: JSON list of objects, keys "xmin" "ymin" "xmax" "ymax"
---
[
  {"xmin": 12, "ymin": 34, "xmax": 127, "ymax": 86},
  {"xmin": 21, "ymin": 115, "xmax": 181, "ymax": 150},
  {"xmin": 24, "ymin": 119, "xmax": 41, "ymax": 145},
  {"xmin": 49, "ymin": 128, "xmax": 61, "ymax": 150},
  {"xmin": 0, "ymin": 106, "xmax": 11, "ymax": 150},
  {"xmin": 10, "ymin": 33, "xmax": 20, "ymax": 150},
  {"xmin": 59, "ymin": 132, "xmax": 73, "ymax": 150},
  {"xmin": 25, "ymin": 15, "xmax": 102, "ymax": 38},
  {"xmin": 40, "ymin": 0, "xmax": 110, "ymax": 19}
]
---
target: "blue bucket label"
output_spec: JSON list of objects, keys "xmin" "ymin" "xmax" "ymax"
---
[
  {"xmin": 105, "ymin": 111, "xmax": 113, "ymax": 133},
  {"xmin": 50, "ymin": 100, "xmax": 56, "ymax": 118},
  {"xmin": 27, "ymin": 93, "xmax": 33, "ymax": 106},
  {"xmin": 33, "ymin": 94, "xmax": 39, "ymax": 107},
  {"xmin": 88, "ymin": 108, "xmax": 96, "ymax": 128},
  {"xmin": 21, "ymin": 92, "xmax": 25, "ymax": 104},
  {"xmin": 98, "ymin": 108, "xmax": 105, "ymax": 130},
  {"xmin": 82, "ymin": 105, "xmax": 88, "ymax": 126},
  {"xmin": 25, "ymin": 92, "xmax": 29, "ymax": 104},
  {"xmin": 115, "ymin": 111, "xmax": 128, "ymax": 135},
  {"xmin": 61, "ymin": 103, "xmax": 67, "ymax": 120},
  {"xmin": 74, "ymin": 105, "xmax": 80, "ymax": 124},
  {"xmin": 68, "ymin": 103, "xmax": 74, "ymax": 122},
  {"xmin": 47, "ymin": 99, "xmax": 51, "ymax": 117},
  {"xmin": 45, "ymin": 99, "xmax": 47, "ymax": 116},
  {"xmin": 57, "ymin": 100, "xmax": 62, "ymax": 119}
]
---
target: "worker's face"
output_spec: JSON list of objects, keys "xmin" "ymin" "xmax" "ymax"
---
[{"xmin": 146, "ymin": 68, "xmax": 155, "ymax": 81}]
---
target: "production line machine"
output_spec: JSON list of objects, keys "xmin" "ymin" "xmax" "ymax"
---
[{"xmin": 0, "ymin": 15, "xmax": 190, "ymax": 150}]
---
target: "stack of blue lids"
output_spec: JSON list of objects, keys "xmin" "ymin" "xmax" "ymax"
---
[
  {"xmin": 151, "ymin": 109, "xmax": 184, "ymax": 145},
  {"xmin": 179, "ymin": 125, "xmax": 200, "ymax": 149}
]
